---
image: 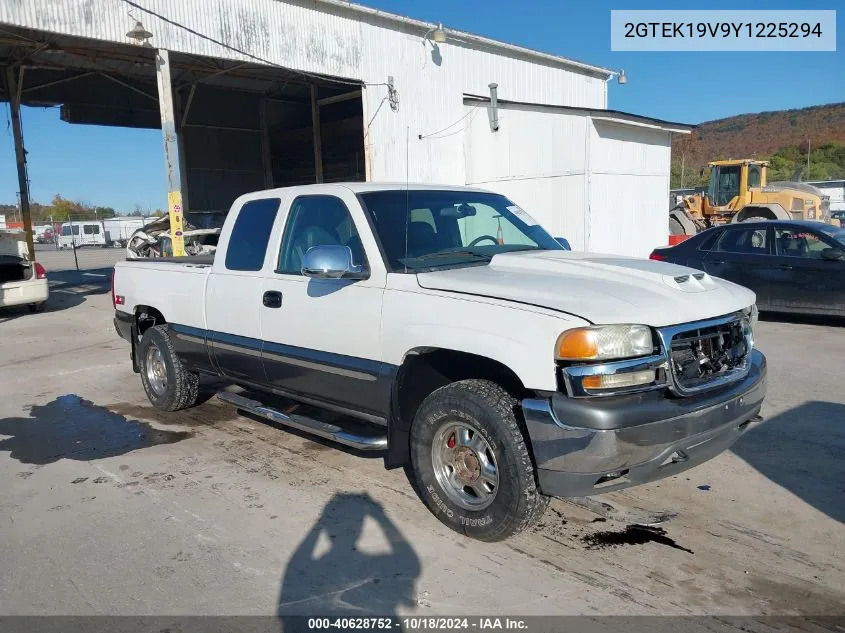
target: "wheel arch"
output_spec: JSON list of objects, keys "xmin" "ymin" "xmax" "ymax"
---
[
  {"xmin": 733, "ymin": 204, "xmax": 790, "ymax": 223},
  {"xmin": 386, "ymin": 346, "xmax": 529, "ymax": 469},
  {"xmin": 130, "ymin": 305, "xmax": 167, "ymax": 372}
]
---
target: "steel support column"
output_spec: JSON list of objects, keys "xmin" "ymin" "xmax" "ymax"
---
[
  {"xmin": 155, "ymin": 49, "xmax": 186, "ymax": 257},
  {"xmin": 4, "ymin": 66, "xmax": 35, "ymax": 261}
]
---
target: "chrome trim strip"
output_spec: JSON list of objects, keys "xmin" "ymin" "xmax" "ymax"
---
[{"xmin": 562, "ymin": 354, "xmax": 668, "ymax": 398}]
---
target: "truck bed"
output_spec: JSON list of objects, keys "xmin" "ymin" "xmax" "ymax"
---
[{"xmin": 125, "ymin": 254, "xmax": 215, "ymax": 266}]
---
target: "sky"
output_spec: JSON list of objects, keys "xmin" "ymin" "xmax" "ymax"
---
[{"xmin": 0, "ymin": 0, "xmax": 842, "ymax": 213}]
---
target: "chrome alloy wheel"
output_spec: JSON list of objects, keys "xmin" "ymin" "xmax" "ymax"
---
[
  {"xmin": 145, "ymin": 344, "xmax": 168, "ymax": 396},
  {"xmin": 431, "ymin": 422, "xmax": 499, "ymax": 511}
]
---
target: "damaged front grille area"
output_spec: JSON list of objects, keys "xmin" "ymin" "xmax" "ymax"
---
[{"xmin": 661, "ymin": 315, "xmax": 752, "ymax": 395}]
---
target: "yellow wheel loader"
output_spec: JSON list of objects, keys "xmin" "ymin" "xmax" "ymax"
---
[{"xmin": 669, "ymin": 159, "xmax": 832, "ymax": 235}]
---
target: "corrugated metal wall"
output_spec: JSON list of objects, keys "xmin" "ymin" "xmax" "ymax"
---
[
  {"xmin": 0, "ymin": 0, "xmax": 607, "ymax": 187},
  {"xmin": 464, "ymin": 103, "xmax": 672, "ymax": 258},
  {"xmin": 587, "ymin": 121, "xmax": 671, "ymax": 257}
]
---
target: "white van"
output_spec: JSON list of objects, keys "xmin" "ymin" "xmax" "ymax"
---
[{"xmin": 57, "ymin": 221, "xmax": 107, "ymax": 249}]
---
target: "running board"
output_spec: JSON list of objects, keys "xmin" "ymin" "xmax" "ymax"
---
[{"xmin": 217, "ymin": 391, "xmax": 387, "ymax": 451}]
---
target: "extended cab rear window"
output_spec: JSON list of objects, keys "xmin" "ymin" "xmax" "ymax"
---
[{"xmin": 225, "ymin": 198, "xmax": 281, "ymax": 271}]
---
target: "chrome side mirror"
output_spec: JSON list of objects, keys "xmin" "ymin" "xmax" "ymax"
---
[{"xmin": 301, "ymin": 245, "xmax": 368, "ymax": 279}]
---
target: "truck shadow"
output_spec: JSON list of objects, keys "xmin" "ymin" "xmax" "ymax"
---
[
  {"xmin": 759, "ymin": 311, "xmax": 845, "ymax": 327},
  {"xmin": 0, "ymin": 394, "xmax": 192, "ymax": 465},
  {"xmin": 277, "ymin": 492, "xmax": 421, "ymax": 628},
  {"xmin": 731, "ymin": 401, "xmax": 845, "ymax": 523}
]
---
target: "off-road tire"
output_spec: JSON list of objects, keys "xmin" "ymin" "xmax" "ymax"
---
[
  {"xmin": 409, "ymin": 379, "xmax": 549, "ymax": 542},
  {"xmin": 138, "ymin": 325, "xmax": 199, "ymax": 411}
]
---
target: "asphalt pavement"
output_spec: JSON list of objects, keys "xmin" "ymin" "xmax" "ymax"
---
[{"xmin": 0, "ymin": 283, "xmax": 843, "ymax": 617}]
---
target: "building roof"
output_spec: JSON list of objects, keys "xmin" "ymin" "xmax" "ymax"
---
[
  {"xmin": 314, "ymin": 0, "xmax": 616, "ymax": 78},
  {"xmin": 463, "ymin": 94, "xmax": 694, "ymax": 133}
]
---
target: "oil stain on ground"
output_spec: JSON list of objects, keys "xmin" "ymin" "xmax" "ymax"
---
[
  {"xmin": 107, "ymin": 399, "xmax": 238, "ymax": 427},
  {"xmin": 0, "ymin": 394, "xmax": 192, "ymax": 465},
  {"xmin": 582, "ymin": 524, "xmax": 694, "ymax": 554}
]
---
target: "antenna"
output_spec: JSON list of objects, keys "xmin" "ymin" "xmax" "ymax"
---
[{"xmin": 404, "ymin": 125, "xmax": 410, "ymax": 274}]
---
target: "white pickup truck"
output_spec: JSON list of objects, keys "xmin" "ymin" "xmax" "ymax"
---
[{"xmin": 112, "ymin": 183, "xmax": 766, "ymax": 541}]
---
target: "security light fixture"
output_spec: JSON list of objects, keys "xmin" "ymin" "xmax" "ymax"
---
[
  {"xmin": 424, "ymin": 23, "xmax": 447, "ymax": 44},
  {"xmin": 617, "ymin": 69, "xmax": 627, "ymax": 85},
  {"xmin": 126, "ymin": 21, "xmax": 153, "ymax": 44}
]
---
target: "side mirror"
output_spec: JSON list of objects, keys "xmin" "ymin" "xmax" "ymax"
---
[
  {"xmin": 554, "ymin": 237, "xmax": 571, "ymax": 250},
  {"xmin": 821, "ymin": 248, "xmax": 844, "ymax": 262},
  {"xmin": 301, "ymin": 245, "xmax": 368, "ymax": 279}
]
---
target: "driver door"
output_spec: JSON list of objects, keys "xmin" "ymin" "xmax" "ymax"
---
[
  {"xmin": 769, "ymin": 226, "xmax": 845, "ymax": 314},
  {"xmin": 259, "ymin": 193, "xmax": 390, "ymax": 417}
]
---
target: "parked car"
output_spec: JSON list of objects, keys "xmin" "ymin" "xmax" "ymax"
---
[
  {"xmin": 34, "ymin": 225, "xmax": 55, "ymax": 244},
  {"xmin": 650, "ymin": 220, "xmax": 845, "ymax": 317},
  {"xmin": 0, "ymin": 230, "xmax": 48, "ymax": 312},
  {"xmin": 112, "ymin": 183, "xmax": 766, "ymax": 542}
]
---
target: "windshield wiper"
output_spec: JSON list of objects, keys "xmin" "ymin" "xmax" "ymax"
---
[{"xmin": 406, "ymin": 249, "xmax": 493, "ymax": 262}]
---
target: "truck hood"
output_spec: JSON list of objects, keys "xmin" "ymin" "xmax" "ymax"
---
[
  {"xmin": 415, "ymin": 250, "xmax": 756, "ymax": 327},
  {"xmin": 0, "ymin": 231, "xmax": 28, "ymax": 260}
]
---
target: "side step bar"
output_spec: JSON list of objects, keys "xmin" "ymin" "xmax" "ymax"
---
[{"xmin": 217, "ymin": 391, "xmax": 387, "ymax": 451}]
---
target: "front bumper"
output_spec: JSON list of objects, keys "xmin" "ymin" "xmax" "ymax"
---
[{"xmin": 523, "ymin": 349, "xmax": 767, "ymax": 498}]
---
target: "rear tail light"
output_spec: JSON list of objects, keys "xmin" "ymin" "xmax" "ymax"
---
[
  {"xmin": 34, "ymin": 262, "xmax": 47, "ymax": 279},
  {"xmin": 111, "ymin": 268, "xmax": 124, "ymax": 307},
  {"xmin": 649, "ymin": 252, "xmax": 666, "ymax": 261}
]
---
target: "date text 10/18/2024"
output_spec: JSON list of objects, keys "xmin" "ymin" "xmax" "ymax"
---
[{"xmin": 307, "ymin": 618, "xmax": 529, "ymax": 630}]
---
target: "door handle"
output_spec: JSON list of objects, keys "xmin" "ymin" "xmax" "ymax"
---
[
  {"xmin": 262, "ymin": 291, "xmax": 282, "ymax": 308},
  {"xmin": 774, "ymin": 265, "xmax": 793, "ymax": 271},
  {"xmin": 709, "ymin": 260, "xmax": 726, "ymax": 265}
]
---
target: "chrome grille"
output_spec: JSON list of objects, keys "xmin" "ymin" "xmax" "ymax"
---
[{"xmin": 660, "ymin": 315, "xmax": 751, "ymax": 395}]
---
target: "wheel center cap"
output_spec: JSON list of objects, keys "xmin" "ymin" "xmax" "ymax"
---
[{"xmin": 453, "ymin": 447, "xmax": 480, "ymax": 484}]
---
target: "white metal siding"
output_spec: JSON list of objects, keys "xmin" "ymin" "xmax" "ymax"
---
[
  {"xmin": 1, "ymin": 0, "xmax": 607, "ymax": 186},
  {"xmin": 587, "ymin": 122, "xmax": 671, "ymax": 258},
  {"xmin": 463, "ymin": 104, "xmax": 672, "ymax": 257}
]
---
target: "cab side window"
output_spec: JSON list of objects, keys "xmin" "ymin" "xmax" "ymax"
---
[
  {"xmin": 277, "ymin": 196, "xmax": 365, "ymax": 275},
  {"xmin": 225, "ymin": 198, "xmax": 282, "ymax": 271},
  {"xmin": 775, "ymin": 227, "xmax": 832, "ymax": 259},
  {"xmin": 715, "ymin": 228, "xmax": 769, "ymax": 254}
]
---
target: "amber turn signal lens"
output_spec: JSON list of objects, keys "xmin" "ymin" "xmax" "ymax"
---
[{"xmin": 557, "ymin": 329, "xmax": 598, "ymax": 360}]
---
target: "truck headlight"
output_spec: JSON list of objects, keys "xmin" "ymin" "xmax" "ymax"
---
[
  {"xmin": 743, "ymin": 304, "xmax": 759, "ymax": 328},
  {"xmin": 556, "ymin": 325, "xmax": 655, "ymax": 361}
]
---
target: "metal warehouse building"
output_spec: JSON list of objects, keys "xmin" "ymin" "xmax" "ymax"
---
[{"xmin": 0, "ymin": 0, "xmax": 690, "ymax": 257}]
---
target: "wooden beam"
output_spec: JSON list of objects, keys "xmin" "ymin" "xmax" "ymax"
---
[
  {"xmin": 317, "ymin": 90, "xmax": 361, "ymax": 107},
  {"xmin": 310, "ymin": 84, "xmax": 323, "ymax": 183},
  {"xmin": 260, "ymin": 98, "xmax": 274, "ymax": 188}
]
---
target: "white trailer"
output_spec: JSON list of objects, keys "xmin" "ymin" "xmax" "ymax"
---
[{"xmin": 103, "ymin": 217, "xmax": 149, "ymax": 248}]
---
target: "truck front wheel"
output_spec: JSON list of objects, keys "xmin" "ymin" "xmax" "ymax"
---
[
  {"xmin": 138, "ymin": 325, "xmax": 199, "ymax": 411},
  {"xmin": 409, "ymin": 379, "xmax": 548, "ymax": 542}
]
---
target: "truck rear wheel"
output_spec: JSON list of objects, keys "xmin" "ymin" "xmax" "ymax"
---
[
  {"xmin": 409, "ymin": 379, "xmax": 548, "ymax": 542},
  {"xmin": 138, "ymin": 325, "xmax": 199, "ymax": 411}
]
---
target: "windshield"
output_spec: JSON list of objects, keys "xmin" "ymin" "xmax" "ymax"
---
[
  {"xmin": 818, "ymin": 224, "xmax": 845, "ymax": 246},
  {"xmin": 358, "ymin": 190, "xmax": 562, "ymax": 272}
]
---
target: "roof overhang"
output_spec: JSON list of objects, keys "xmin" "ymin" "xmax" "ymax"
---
[
  {"xmin": 313, "ymin": 0, "xmax": 616, "ymax": 79},
  {"xmin": 463, "ymin": 95, "xmax": 694, "ymax": 134}
]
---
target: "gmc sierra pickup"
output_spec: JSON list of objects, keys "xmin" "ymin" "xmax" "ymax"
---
[{"xmin": 113, "ymin": 183, "xmax": 766, "ymax": 541}]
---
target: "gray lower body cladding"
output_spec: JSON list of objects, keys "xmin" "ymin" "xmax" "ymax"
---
[{"xmin": 523, "ymin": 350, "xmax": 767, "ymax": 498}]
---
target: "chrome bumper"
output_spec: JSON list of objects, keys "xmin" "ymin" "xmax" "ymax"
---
[{"xmin": 522, "ymin": 350, "xmax": 767, "ymax": 498}]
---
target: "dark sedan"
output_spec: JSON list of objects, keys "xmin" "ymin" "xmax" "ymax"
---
[{"xmin": 650, "ymin": 221, "xmax": 845, "ymax": 317}]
